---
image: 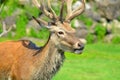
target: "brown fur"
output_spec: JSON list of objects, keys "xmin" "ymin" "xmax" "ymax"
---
[{"xmin": 0, "ymin": 39, "xmax": 64, "ymax": 80}]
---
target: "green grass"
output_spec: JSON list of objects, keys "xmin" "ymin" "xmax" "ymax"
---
[{"xmin": 53, "ymin": 43, "xmax": 120, "ymax": 80}]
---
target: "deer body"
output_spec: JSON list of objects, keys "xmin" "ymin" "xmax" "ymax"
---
[
  {"xmin": 0, "ymin": 39, "xmax": 64, "ymax": 80},
  {"xmin": 0, "ymin": 0, "xmax": 85, "ymax": 80}
]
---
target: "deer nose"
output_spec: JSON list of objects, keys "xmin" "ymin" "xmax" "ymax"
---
[
  {"xmin": 78, "ymin": 43, "xmax": 84, "ymax": 50},
  {"xmin": 75, "ymin": 42, "xmax": 84, "ymax": 50},
  {"xmin": 74, "ymin": 42, "xmax": 85, "ymax": 54}
]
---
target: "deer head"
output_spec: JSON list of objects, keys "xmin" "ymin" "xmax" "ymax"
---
[{"xmin": 32, "ymin": 0, "xmax": 85, "ymax": 54}]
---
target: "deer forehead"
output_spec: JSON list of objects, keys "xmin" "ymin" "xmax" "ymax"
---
[{"xmin": 50, "ymin": 22, "xmax": 75, "ymax": 33}]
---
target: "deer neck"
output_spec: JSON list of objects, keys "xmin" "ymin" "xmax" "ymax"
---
[{"xmin": 32, "ymin": 34, "xmax": 65, "ymax": 80}]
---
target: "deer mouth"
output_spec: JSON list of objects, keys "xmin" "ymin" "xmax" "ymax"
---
[{"xmin": 74, "ymin": 47, "xmax": 84, "ymax": 54}]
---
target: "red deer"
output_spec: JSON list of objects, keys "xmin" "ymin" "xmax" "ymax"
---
[{"xmin": 0, "ymin": 0, "xmax": 85, "ymax": 80}]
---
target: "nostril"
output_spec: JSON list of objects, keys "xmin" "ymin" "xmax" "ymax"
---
[
  {"xmin": 78, "ymin": 43, "xmax": 81, "ymax": 47},
  {"xmin": 78, "ymin": 43, "xmax": 84, "ymax": 49}
]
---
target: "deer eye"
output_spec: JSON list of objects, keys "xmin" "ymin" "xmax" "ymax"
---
[
  {"xmin": 58, "ymin": 31, "xmax": 64, "ymax": 35},
  {"xmin": 57, "ymin": 30, "xmax": 65, "ymax": 37}
]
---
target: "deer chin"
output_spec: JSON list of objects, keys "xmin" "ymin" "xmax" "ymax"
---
[
  {"xmin": 74, "ymin": 47, "xmax": 84, "ymax": 54},
  {"xmin": 74, "ymin": 49, "xmax": 83, "ymax": 54}
]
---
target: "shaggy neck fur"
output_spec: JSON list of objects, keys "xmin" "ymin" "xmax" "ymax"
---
[{"xmin": 31, "ymin": 35, "xmax": 65, "ymax": 80}]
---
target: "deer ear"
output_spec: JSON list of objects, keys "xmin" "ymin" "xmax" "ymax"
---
[
  {"xmin": 46, "ymin": 25, "xmax": 51, "ymax": 29},
  {"xmin": 45, "ymin": 22, "xmax": 52, "ymax": 29}
]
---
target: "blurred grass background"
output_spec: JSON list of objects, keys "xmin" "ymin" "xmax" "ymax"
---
[{"xmin": 53, "ymin": 43, "xmax": 120, "ymax": 80}]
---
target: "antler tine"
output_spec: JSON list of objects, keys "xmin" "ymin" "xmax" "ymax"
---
[
  {"xmin": 32, "ymin": 0, "xmax": 55, "ymax": 20},
  {"xmin": 32, "ymin": 0, "xmax": 41, "ymax": 8},
  {"xmin": 65, "ymin": 0, "xmax": 73, "ymax": 22},
  {"xmin": 65, "ymin": 0, "xmax": 85, "ymax": 22},
  {"xmin": 47, "ymin": 0, "xmax": 58, "ymax": 20},
  {"xmin": 59, "ymin": 0, "xmax": 65, "ymax": 22}
]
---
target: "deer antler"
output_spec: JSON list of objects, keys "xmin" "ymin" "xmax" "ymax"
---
[
  {"xmin": 0, "ymin": 22, "xmax": 12, "ymax": 37},
  {"xmin": 32, "ymin": 0, "xmax": 59, "ymax": 25},
  {"xmin": 59, "ymin": 0, "xmax": 65, "ymax": 22},
  {"xmin": 32, "ymin": 0, "xmax": 85, "ymax": 25},
  {"xmin": 47, "ymin": 0, "xmax": 58, "ymax": 20},
  {"xmin": 65, "ymin": 0, "xmax": 85, "ymax": 22},
  {"xmin": 32, "ymin": 0, "xmax": 57, "ymax": 20}
]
